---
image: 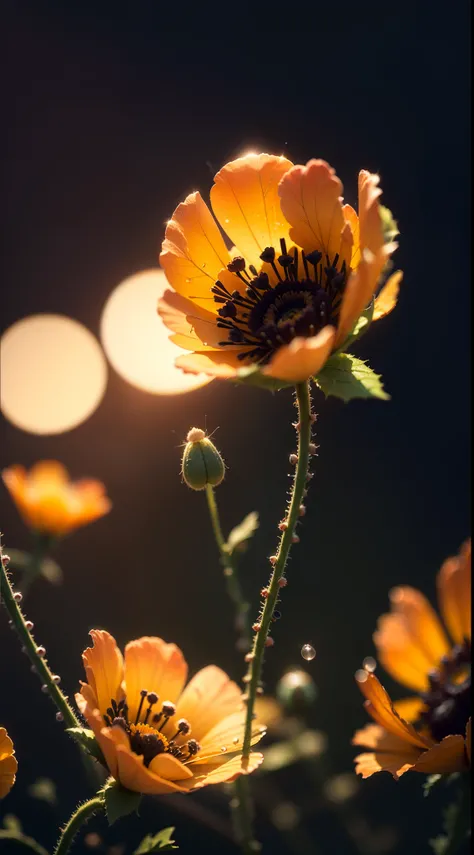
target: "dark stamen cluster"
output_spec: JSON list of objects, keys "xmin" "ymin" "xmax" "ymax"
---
[
  {"xmin": 212, "ymin": 239, "xmax": 348, "ymax": 363},
  {"xmin": 103, "ymin": 689, "xmax": 199, "ymax": 766},
  {"xmin": 419, "ymin": 639, "xmax": 471, "ymax": 742}
]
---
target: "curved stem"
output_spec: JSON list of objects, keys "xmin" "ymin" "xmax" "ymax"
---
[
  {"xmin": 0, "ymin": 544, "xmax": 80, "ymax": 728},
  {"xmin": 205, "ymin": 485, "xmax": 251, "ymax": 648},
  {"xmin": 0, "ymin": 830, "xmax": 49, "ymax": 855},
  {"xmin": 242, "ymin": 381, "xmax": 313, "ymax": 763},
  {"xmin": 53, "ymin": 797, "xmax": 104, "ymax": 855}
]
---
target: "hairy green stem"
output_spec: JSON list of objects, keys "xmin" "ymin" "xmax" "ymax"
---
[
  {"xmin": 0, "ymin": 544, "xmax": 80, "ymax": 728},
  {"xmin": 205, "ymin": 484, "xmax": 251, "ymax": 647},
  {"xmin": 242, "ymin": 381, "xmax": 313, "ymax": 764},
  {"xmin": 53, "ymin": 797, "xmax": 104, "ymax": 855},
  {"xmin": 204, "ymin": 486, "xmax": 256, "ymax": 853}
]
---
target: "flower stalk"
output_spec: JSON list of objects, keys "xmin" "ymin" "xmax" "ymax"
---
[
  {"xmin": 204, "ymin": 484, "xmax": 251, "ymax": 648},
  {"xmin": 53, "ymin": 797, "xmax": 104, "ymax": 855},
  {"xmin": 242, "ymin": 380, "xmax": 313, "ymax": 764},
  {"xmin": 0, "ymin": 544, "xmax": 80, "ymax": 728}
]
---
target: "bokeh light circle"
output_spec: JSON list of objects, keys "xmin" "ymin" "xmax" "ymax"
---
[
  {"xmin": 100, "ymin": 269, "xmax": 211, "ymax": 395},
  {"xmin": 1, "ymin": 314, "xmax": 108, "ymax": 435}
]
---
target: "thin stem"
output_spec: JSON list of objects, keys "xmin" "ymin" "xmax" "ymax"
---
[
  {"xmin": 205, "ymin": 485, "xmax": 251, "ymax": 648},
  {"xmin": 0, "ymin": 830, "xmax": 49, "ymax": 855},
  {"xmin": 242, "ymin": 381, "xmax": 313, "ymax": 764},
  {"xmin": 0, "ymin": 544, "xmax": 80, "ymax": 728},
  {"xmin": 53, "ymin": 797, "xmax": 104, "ymax": 855}
]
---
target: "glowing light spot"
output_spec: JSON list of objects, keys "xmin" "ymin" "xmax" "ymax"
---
[
  {"xmin": 363, "ymin": 656, "xmax": 377, "ymax": 673},
  {"xmin": 100, "ymin": 269, "xmax": 211, "ymax": 395},
  {"xmin": 301, "ymin": 644, "xmax": 316, "ymax": 661},
  {"xmin": 1, "ymin": 315, "xmax": 107, "ymax": 435}
]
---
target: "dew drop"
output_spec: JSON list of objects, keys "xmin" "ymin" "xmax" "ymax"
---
[
  {"xmin": 363, "ymin": 656, "xmax": 377, "ymax": 673},
  {"xmin": 301, "ymin": 644, "xmax": 316, "ymax": 661},
  {"xmin": 224, "ymin": 218, "xmax": 230, "ymax": 224},
  {"xmin": 232, "ymin": 736, "xmax": 239, "ymax": 745},
  {"xmin": 220, "ymin": 746, "xmax": 227, "ymax": 753}
]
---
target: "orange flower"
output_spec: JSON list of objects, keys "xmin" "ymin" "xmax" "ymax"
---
[
  {"xmin": 0, "ymin": 727, "xmax": 17, "ymax": 799},
  {"xmin": 158, "ymin": 153, "xmax": 402, "ymax": 385},
  {"xmin": 75, "ymin": 630, "xmax": 264, "ymax": 794},
  {"xmin": 2, "ymin": 461, "xmax": 111, "ymax": 537},
  {"xmin": 353, "ymin": 540, "xmax": 471, "ymax": 779}
]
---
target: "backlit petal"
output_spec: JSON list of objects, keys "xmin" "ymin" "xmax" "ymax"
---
[
  {"xmin": 393, "ymin": 697, "xmax": 427, "ymax": 722},
  {"xmin": 210, "ymin": 153, "xmax": 293, "ymax": 271},
  {"xmin": 412, "ymin": 736, "xmax": 468, "ymax": 774},
  {"xmin": 124, "ymin": 637, "xmax": 187, "ymax": 724},
  {"xmin": 75, "ymin": 693, "xmax": 124, "ymax": 778},
  {"xmin": 352, "ymin": 724, "xmax": 421, "ymax": 779},
  {"xmin": 355, "ymin": 672, "xmax": 432, "ymax": 750},
  {"xmin": 149, "ymin": 753, "xmax": 193, "ymax": 781},
  {"xmin": 82, "ymin": 630, "xmax": 124, "ymax": 716},
  {"xmin": 158, "ymin": 289, "xmax": 241, "ymax": 350},
  {"xmin": 278, "ymin": 159, "xmax": 345, "ymax": 261},
  {"xmin": 175, "ymin": 350, "xmax": 244, "ymax": 378},
  {"xmin": 160, "ymin": 192, "xmax": 231, "ymax": 310},
  {"xmin": 263, "ymin": 327, "xmax": 336, "ymax": 383},
  {"xmin": 437, "ymin": 540, "xmax": 471, "ymax": 644},
  {"xmin": 343, "ymin": 204, "xmax": 361, "ymax": 268},
  {"xmin": 335, "ymin": 244, "xmax": 394, "ymax": 349},
  {"xmin": 373, "ymin": 270, "xmax": 403, "ymax": 320},
  {"xmin": 358, "ymin": 170, "xmax": 384, "ymax": 255},
  {"xmin": 179, "ymin": 752, "xmax": 264, "ymax": 791},
  {"xmin": 374, "ymin": 586, "xmax": 450, "ymax": 692},
  {"xmin": 175, "ymin": 666, "xmax": 242, "ymax": 743},
  {"xmin": 115, "ymin": 745, "xmax": 187, "ymax": 794},
  {"xmin": 190, "ymin": 710, "xmax": 266, "ymax": 764}
]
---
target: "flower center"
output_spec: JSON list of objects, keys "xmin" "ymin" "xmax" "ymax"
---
[
  {"xmin": 103, "ymin": 689, "xmax": 199, "ymax": 766},
  {"xmin": 419, "ymin": 639, "xmax": 471, "ymax": 742},
  {"xmin": 212, "ymin": 240, "xmax": 348, "ymax": 364}
]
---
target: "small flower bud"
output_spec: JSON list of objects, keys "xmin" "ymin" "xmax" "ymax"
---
[
  {"xmin": 36, "ymin": 646, "xmax": 46, "ymax": 657},
  {"xmin": 25, "ymin": 621, "xmax": 34, "ymax": 630},
  {"xmin": 265, "ymin": 637, "xmax": 274, "ymax": 648},
  {"xmin": 289, "ymin": 454, "xmax": 298, "ymax": 466},
  {"xmin": 278, "ymin": 576, "xmax": 288, "ymax": 588},
  {"xmin": 292, "ymin": 534, "xmax": 300, "ymax": 544},
  {"xmin": 13, "ymin": 592, "xmax": 23, "ymax": 603},
  {"xmin": 277, "ymin": 668, "xmax": 318, "ymax": 714},
  {"xmin": 181, "ymin": 428, "xmax": 225, "ymax": 491},
  {"xmin": 279, "ymin": 521, "xmax": 288, "ymax": 531},
  {"xmin": 269, "ymin": 555, "xmax": 277, "ymax": 565},
  {"xmin": 252, "ymin": 622, "xmax": 261, "ymax": 632},
  {"xmin": 56, "ymin": 712, "xmax": 64, "ymax": 722}
]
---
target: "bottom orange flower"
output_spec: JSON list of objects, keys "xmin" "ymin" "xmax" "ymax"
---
[
  {"xmin": 0, "ymin": 727, "xmax": 17, "ymax": 799},
  {"xmin": 353, "ymin": 540, "xmax": 471, "ymax": 779},
  {"xmin": 76, "ymin": 631, "xmax": 265, "ymax": 794}
]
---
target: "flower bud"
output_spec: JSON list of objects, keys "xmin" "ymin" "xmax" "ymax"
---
[
  {"xmin": 276, "ymin": 668, "xmax": 318, "ymax": 714},
  {"xmin": 181, "ymin": 428, "xmax": 225, "ymax": 491}
]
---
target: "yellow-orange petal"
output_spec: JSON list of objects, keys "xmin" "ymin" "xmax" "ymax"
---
[
  {"xmin": 159, "ymin": 192, "xmax": 231, "ymax": 310},
  {"xmin": 352, "ymin": 724, "xmax": 422, "ymax": 779},
  {"xmin": 343, "ymin": 204, "xmax": 361, "ymax": 269},
  {"xmin": 175, "ymin": 666, "xmax": 242, "ymax": 743},
  {"xmin": 158, "ymin": 289, "xmax": 240, "ymax": 351},
  {"xmin": 190, "ymin": 710, "xmax": 265, "ymax": 764},
  {"xmin": 149, "ymin": 753, "xmax": 193, "ymax": 782},
  {"xmin": 335, "ymin": 244, "xmax": 394, "ymax": 349},
  {"xmin": 263, "ymin": 326, "xmax": 336, "ymax": 383},
  {"xmin": 393, "ymin": 697, "xmax": 427, "ymax": 722},
  {"xmin": 210, "ymin": 153, "xmax": 293, "ymax": 272},
  {"xmin": 0, "ymin": 728, "xmax": 17, "ymax": 800},
  {"xmin": 358, "ymin": 170, "xmax": 384, "ymax": 256},
  {"xmin": 29, "ymin": 460, "xmax": 70, "ymax": 484},
  {"xmin": 278, "ymin": 159, "xmax": 345, "ymax": 262},
  {"xmin": 437, "ymin": 540, "xmax": 471, "ymax": 645},
  {"xmin": 175, "ymin": 350, "xmax": 243, "ymax": 378},
  {"xmin": 374, "ymin": 586, "xmax": 450, "ymax": 693},
  {"xmin": 115, "ymin": 744, "xmax": 187, "ymax": 794},
  {"xmin": 82, "ymin": 630, "xmax": 124, "ymax": 717},
  {"xmin": 373, "ymin": 270, "xmax": 403, "ymax": 320},
  {"xmin": 411, "ymin": 735, "xmax": 468, "ymax": 774},
  {"xmin": 75, "ymin": 693, "xmax": 124, "ymax": 778},
  {"xmin": 179, "ymin": 752, "xmax": 264, "ymax": 791},
  {"xmin": 356, "ymin": 671, "xmax": 432, "ymax": 750},
  {"xmin": 124, "ymin": 637, "xmax": 187, "ymax": 724}
]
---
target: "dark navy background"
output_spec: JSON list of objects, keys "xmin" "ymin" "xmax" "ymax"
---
[{"xmin": 1, "ymin": 4, "xmax": 470, "ymax": 853}]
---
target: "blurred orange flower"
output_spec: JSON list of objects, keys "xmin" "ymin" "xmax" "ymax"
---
[
  {"xmin": 353, "ymin": 540, "xmax": 471, "ymax": 779},
  {"xmin": 76, "ymin": 630, "xmax": 264, "ymax": 795},
  {"xmin": 0, "ymin": 727, "xmax": 17, "ymax": 799},
  {"xmin": 2, "ymin": 461, "xmax": 111, "ymax": 537},
  {"xmin": 158, "ymin": 153, "xmax": 402, "ymax": 384}
]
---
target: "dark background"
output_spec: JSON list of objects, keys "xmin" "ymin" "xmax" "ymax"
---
[{"xmin": 1, "ymin": 4, "xmax": 470, "ymax": 854}]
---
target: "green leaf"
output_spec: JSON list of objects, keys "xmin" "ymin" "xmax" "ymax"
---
[
  {"xmin": 380, "ymin": 205, "xmax": 399, "ymax": 243},
  {"xmin": 315, "ymin": 354, "xmax": 390, "ymax": 402},
  {"xmin": 101, "ymin": 778, "xmax": 142, "ymax": 826},
  {"xmin": 235, "ymin": 364, "xmax": 293, "ymax": 391},
  {"xmin": 335, "ymin": 302, "xmax": 375, "ymax": 355},
  {"xmin": 134, "ymin": 827, "xmax": 179, "ymax": 852},
  {"xmin": 227, "ymin": 512, "xmax": 259, "ymax": 553},
  {"xmin": 66, "ymin": 728, "xmax": 106, "ymax": 766}
]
